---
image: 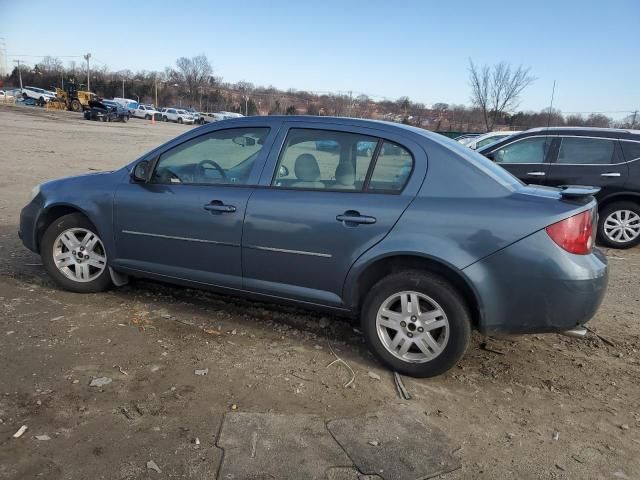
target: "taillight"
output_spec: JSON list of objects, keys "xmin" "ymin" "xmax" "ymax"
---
[{"xmin": 546, "ymin": 209, "xmax": 594, "ymax": 255}]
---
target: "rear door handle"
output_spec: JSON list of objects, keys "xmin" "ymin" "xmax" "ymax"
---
[
  {"xmin": 601, "ymin": 172, "xmax": 621, "ymax": 177},
  {"xmin": 204, "ymin": 200, "xmax": 236, "ymax": 213},
  {"xmin": 336, "ymin": 210, "xmax": 377, "ymax": 225},
  {"xmin": 526, "ymin": 171, "xmax": 546, "ymax": 176}
]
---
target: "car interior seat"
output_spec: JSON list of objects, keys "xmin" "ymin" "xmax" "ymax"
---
[
  {"xmin": 334, "ymin": 161, "xmax": 356, "ymax": 189},
  {"xmin": 292, "ymin": 154, "xmax": 325, "ymax": 188}
]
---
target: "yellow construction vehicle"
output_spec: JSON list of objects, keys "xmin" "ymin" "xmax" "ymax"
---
[{"xmin": 48, "ymin": 83, "xmax": 96, "ymax": 112}]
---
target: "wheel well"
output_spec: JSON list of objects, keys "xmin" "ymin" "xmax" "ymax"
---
[
  {"xmin": 598, "ymin": 194, "xmax": 640, "ymax": 212},
  {"xmin": 353, "ymin": 255, "xmax": 482, "ymax": 329},
  {"xmin": 35, "ymin": 206, "xmax": 85, "ymax": 252}
]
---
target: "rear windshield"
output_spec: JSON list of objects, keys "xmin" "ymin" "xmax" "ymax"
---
[{"xmin": 441, "ymin": 135, "xmax": 524, "ymax": 189}]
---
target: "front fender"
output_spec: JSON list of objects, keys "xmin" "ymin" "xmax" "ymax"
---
[{"xmin": 34, "ymin": 169, "xmax": 128, "ymax": 257}]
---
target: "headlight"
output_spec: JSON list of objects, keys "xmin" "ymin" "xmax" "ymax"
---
[{"xmin": 28, "ymin": 184, "xmax": 40, "ymax": 203}]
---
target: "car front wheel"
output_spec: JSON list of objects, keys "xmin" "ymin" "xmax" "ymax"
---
[
  {"xmin": 598, "ymin": 201, "xmax": 640, "ymax": 249},
  {"xmin": 361, "ymin": 271, "xmax": 471, "ymax": 378},
  {"xmin": 40, "ymin": 213, "xmax": 112, "ymax": 293}
]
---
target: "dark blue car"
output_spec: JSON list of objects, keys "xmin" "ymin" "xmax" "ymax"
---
[{"xmin": 19, "ymin": 116, "xmax": 608, "ymax": 377}]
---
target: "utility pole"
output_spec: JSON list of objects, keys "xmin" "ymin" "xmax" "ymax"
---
[
  {"xmin": 83, "ymin": 53, "xmax": 91, "ymax": 91},
  {"xmin": 154, "ymin": 81, "xmax": 158, "ymax": 108},
  {"xmin": 632, "ymin": 110, "xmax": 638, "ymax": 129},
  {"xmin": 122, "ymin": 78, "xmax": 125, "ymax": 98},
  {"xmin": 546, "ymin": 80, "xmax": 556, "ymax": 128},
  {"xmin": 13, "ymin": 60, "xmax": 23, "ymax": 89}
]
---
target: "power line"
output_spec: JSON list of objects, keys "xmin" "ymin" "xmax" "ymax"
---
[{"xmin": 7, "ymin": 53, "xmax": 84, "ymax": 58}]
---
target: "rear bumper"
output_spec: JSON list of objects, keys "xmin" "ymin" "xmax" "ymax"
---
[{"xmin": 464, "ymin": 229, "xmax": 608, "ymax": 334}]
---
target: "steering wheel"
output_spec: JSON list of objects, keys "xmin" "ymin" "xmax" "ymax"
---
[{"xmin": 196, "ymin": 159, "xmax": 227, "ymax": 182}]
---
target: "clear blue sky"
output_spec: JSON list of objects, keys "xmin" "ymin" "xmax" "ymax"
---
[{"xmin": 1, "ymin": 0, "xmax": 638, "ymax": 117}]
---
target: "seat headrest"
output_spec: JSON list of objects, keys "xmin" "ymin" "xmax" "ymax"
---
[
  {"xmin": 335, "ymin": 162, "xmax": 355, "ymax": 186},
  {"xmin": 294, "ymin": 154, "xmax": 320, "ymax": 182}
]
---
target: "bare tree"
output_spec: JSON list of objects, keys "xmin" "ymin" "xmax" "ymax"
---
[
  {"xmin": 468, "ymin": 60, "xmax": 536, "ymax": 131},
  {"xmin": 175, "ymin": 55, "xmax": 213, "ymax": 101},
  {"xmin": 40, "ymin": 56, "xmax": 63, "ymax": 73}
]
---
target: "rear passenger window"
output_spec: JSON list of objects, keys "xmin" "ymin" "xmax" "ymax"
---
[
  {"xmin": 621, "ymin": 141, "xmax": 640, "ymax": 162},
  {"xmin": 367, "ymin": 141, "xmax": 413, "ymax": 192},
  {"xmin": 272, "ymin": 129, "xmax": 377, "ymax": 190},
  {"xmin": 557, "ymin": 138, "xmax": 614, "ymax": 165}
]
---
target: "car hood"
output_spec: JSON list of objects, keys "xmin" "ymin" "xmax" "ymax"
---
[{"xmin": 40, "ymin": 170, "xmax": 119, "ymax": 190}]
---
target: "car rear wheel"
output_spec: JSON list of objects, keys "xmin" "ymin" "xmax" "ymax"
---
[
  {"xmin": 40, "ymin": 213, "xmax": 112, "ymax": 293},
  {"xmin": 361, "ymin": 271, "xmax": 471, "ymax": 378},
  {"xmin": 163, "ymin": 116, "xmax": 168, "ymax": 122},
  {"xmin": 178, "ymin": 117, "xmax": 183, "ymax": 124},
  {"xmin": 598, "ymin": 201, "xmax": 640, "ymax": 249},
  {"xmin": 145, "ymin": 114, "xmax": 151, "ymax": 120}
]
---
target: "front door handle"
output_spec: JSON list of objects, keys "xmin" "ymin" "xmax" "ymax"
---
[
  {"xmin": 204, "ymin": 200, "xmax": 236, "ymax": 213},
  {"xmin": 336, "ymin": 210, "xmax": 377, "ymax": 225},
  {"xmin": 601, "ymin": 172, "xmax": 621, "ymax": 177},
  {"xmin": 526, "ymin": 171, "xmax": 546, "ymax": 176}
]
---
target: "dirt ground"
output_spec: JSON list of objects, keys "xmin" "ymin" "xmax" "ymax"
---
[{"xmin": 0, "ymin": 105, "xmax": 639, "ymax": 480}]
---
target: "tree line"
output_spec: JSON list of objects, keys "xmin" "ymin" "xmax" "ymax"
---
[{"xmin": 2, "ymin": 54, "xmax": 636, "ymax": 132}]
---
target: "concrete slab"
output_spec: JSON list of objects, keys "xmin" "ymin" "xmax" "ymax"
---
[
  {"xmin": 217, "ymin": 412, "xmax": 353, "ymax": 479},
  {"xmin": 327, "ymin": 410, "xmax": 461, "ymax": 480}
]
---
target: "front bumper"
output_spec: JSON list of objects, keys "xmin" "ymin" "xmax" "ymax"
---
[
  {"xmin": 19, "ymin": 197, "xmax": 42, "ymax": 253},
  {"xmin": 464, "ymin": 229, "xmax": 608, "ymax": 334}
]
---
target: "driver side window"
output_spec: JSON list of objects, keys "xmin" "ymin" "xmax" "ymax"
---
[{"xmin": 152, "ymin": 127, "xmax": 269, "ymax": 185}]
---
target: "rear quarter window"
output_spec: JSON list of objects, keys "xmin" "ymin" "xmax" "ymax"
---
[{"xmin": 621, "ymin": 141, "xmax": 640, "ymax": 162}]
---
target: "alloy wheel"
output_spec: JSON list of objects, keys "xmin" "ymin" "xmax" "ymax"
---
[
  {"xmin": 603, "ymin": 209, "xmax": 640, "ymax": 243},
  {"xmin": 52, "ymin": 228, "xmax": 107, "ymax": 283},
  {"xmin": 375, "ymin": 291, "xmax": 450, "ymax": 363}
]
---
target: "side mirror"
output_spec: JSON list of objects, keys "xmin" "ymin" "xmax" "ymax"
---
[
  {"xmin": 132, "ymin": 160, "xmax": 151, "ymax": 182},
  {"xmin": 278, "ymin": 165, "xmax": 289, "ymax": 177},
  {"xmin": 484, "ymin": 152, "xmax": 495, "ymax": 161}
]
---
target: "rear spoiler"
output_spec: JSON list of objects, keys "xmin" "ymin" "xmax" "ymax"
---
[{"xmin": 558, "ymin": 185, "xmax": 600, "ymax": 199}]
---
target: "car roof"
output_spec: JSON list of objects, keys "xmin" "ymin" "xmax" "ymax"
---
[
  {"xmin": 525, "ymin": 126, "xmax": 640, "ymax": 139},
  {"xmin": 477, "ymin": 126, "xmax": 640, "ymax": 153}
]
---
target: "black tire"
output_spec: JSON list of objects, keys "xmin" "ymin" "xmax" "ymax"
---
[
  {"xmin": 40, "ymin": 213, "xmax": 113, "ymax": 293},
  {"xmin": 597, "ymin": 201, "xmax": 640, "ymax": 249},
  {"xmin": 163, "ymin": 116, "xmax": 168, "ymax": 122},
  {"xmin": 361, "ymin": 271, "xmax": 471, "ymax": 378},
  {"xmin": 70, "ymin": 99, "xmax": 82, "ymax": 112},
  {"xmin": 145, "ymin": 114, "xmax": 151, "ymax": 120},
  {"xmin": 22, "ymin": 92, "xmax": 28, "ymax": 100},
  {"xmin": 122, "ymin": 115, "xmax": 129, "ymax": 123},
  {"xmin": 178, "ymin": 117, "xmax": 183, "ymax": 124}
]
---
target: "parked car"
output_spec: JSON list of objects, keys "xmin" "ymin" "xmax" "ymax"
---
[
  {"xmin": 180, "ymin": 107, "xmax": 204, "ymax": 124},
  {"xmin": 454, "ymin": 133, "xmax": 481, "ymax": 144},
  {"xmin": 21, "ymin": 86, "xmax": 57, "ymax": 105},
  {"xmin": 160, "ymin": 108, "xmax": 195, "ymax": 124},
  {"xmin": 478, "ymin": 127, "xmax": 640, "ymax": 249},
  {"xmin": 131, "ymin": 104, "xmax": 159, "ymax": 120},
  {"xmin": 465, "ymin": 131, "xmax": 521, "ymax": 150},
  {"xmin": 0, "ymin": 89, "xmax": 16, "ymax": 102},
  {"xmin": 19, "ymin": 116, "xmax": 608, "ymax": 377},
  {"xmin": 83, "ymin": 100, "xmax": 130, "ymax": 122}
]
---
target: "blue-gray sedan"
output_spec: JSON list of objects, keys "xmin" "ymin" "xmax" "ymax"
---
[{"xmin": 19, "ymin": 116, "xmax": 608, "ymax": 377}]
